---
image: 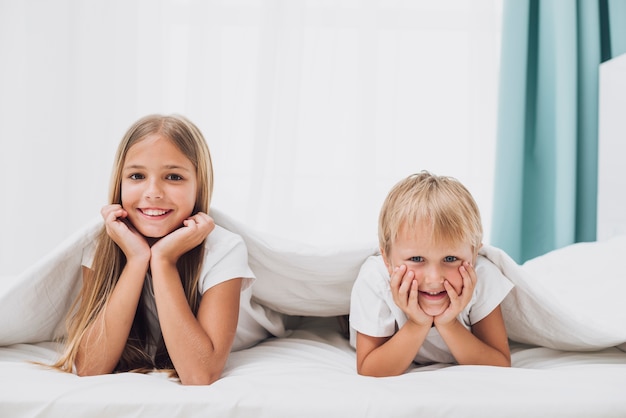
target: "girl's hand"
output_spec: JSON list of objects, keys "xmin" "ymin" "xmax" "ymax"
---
[
  {"xmin": 434, "ymin": 261, "xmax": 477, "ymax": 326},
  {"xmin": 101, "ymin": 204, "xmax": 150, "ymax": 262},
  {"xmin": 390, "ymin": 265, "xmax": 433, "ymax": 328},
  {"xmin": 151, "ymin": 212, "xmax": 215, "ymax": 265}
]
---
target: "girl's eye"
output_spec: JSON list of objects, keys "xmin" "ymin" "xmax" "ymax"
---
[
  {"xmin": 444, "ymin": 256, "xmax": 458, "ymax": 263},
  {"xmin": 166, "ymin": 174, "xmax": 183, "ymax": 181},
  {"xmin": 408, "ymin": 256, "xmax": 424, "ymax": 262},
  {"xmin": 129, "ymin": 173, "xmax": 144, "ymax": 180}
]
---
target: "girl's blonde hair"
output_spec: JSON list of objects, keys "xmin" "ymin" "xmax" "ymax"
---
[
  {"xmin": 379, "ymin": 171, "xmax": 483, "ymax": 257},
  {"xmin": 53, "ymin": 114, "xmax": 214, "ymax": 373}
]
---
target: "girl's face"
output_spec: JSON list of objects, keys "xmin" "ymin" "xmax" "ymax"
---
[
  {"xmin": 383, "ymin": 221, "xmax": 475, "ymax": 316},
  {"xmin": 121, "ymin": 134, "xmax": 197, "ymax": 239}
]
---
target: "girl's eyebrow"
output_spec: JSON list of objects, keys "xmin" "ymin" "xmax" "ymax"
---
[
  {"xmin": 162, "ymin": 164, "xmax": 193, "ymax": 172},
  {"xmin": 123, "ymin": 164, "xmax": 144, "ymax": 170},
  {"xmin": 123, "ymin": 164, "xmax": 192, "ymax": 172}
]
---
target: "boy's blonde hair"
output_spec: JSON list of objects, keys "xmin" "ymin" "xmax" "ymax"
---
[{"xmin": 379, "ymin": 171, "xmax": 483, "ymax": 257}]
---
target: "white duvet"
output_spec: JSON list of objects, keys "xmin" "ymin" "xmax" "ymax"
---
[
  {"xmin": 2, "ymin": 208, "xmax": 625, "ymax": 350},
  {"xmin": 1, "ymin": 209, "xmax": 626, "ymax": 417}
]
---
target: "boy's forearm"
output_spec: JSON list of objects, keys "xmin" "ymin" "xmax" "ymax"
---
[
  {"xmin": 437, "ymin": 320, "xmax": 510, "ymax": 367},
  {"xmin": 358, "ymin": 321, "xmax": 430, "ymax": 377}
]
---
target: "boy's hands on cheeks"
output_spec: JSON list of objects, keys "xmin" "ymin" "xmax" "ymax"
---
[
  {"xmin": 101, "ymin": 204, "xmax": 151, "ymax": 262},
  {"xmin": 434, "ymin": 261, "xmax": 477, "ymax": 327},
  {"xmin": 151, "ymin": 212, "xmax": 215, "ymax": 265},
  {"xmin": 390, "ymin": 265, "xmax": 433, "ymax": 328}
]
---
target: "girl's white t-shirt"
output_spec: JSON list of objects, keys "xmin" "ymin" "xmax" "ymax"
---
[
  {"xmin": 349, "ymin": 254, "xmax": 514, "ymax": 364},
  {"xmin": 82, "ymin": 224, "xmax": 255, "ymax": 357}
]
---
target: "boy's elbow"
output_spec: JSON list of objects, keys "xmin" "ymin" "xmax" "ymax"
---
[
  {"xmin": 486, "ymin": 352, "xmax": 511, "ymax": 368},
  {"xmin": 356, "ymin": 363, "xmax": 401, "ymax": 378}
]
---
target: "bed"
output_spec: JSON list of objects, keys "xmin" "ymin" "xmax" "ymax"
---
[{"xmin": 2, "ymin": 208, "xmax": 626, "ymax": 417}]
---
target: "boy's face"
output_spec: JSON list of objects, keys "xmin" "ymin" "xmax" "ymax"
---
[{"xmin": 382, "ymin": 221, "xmax": 475, "ymax": 316}]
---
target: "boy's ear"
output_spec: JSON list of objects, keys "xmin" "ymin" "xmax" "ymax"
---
[
  {"xmin": 380, "ymin": 247, "xmax": 393, "ymax": 274},
  {"xmin": 473, "ymin": 242, "xmax": 483, "ymax": 261}
]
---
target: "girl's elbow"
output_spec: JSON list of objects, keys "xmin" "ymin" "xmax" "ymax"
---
[
  {"xmin": 75, "ymin": 364, "xmax": 111, "ymax": 377},
  {"xmin": 356, "ymin": 366, "xmax": 372, "ymax": 377},
  {"xmin": 179, "ymin": 370, "xmax": 222, "ymax": 386},
  {"xmin": 490, "ymin": 352, "xmax": 511, "ymax": 367}
]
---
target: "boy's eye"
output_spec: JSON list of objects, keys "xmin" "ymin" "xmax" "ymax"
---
[
  {"xmin": 444, "ymin": 256, "xmax": 458, "ymax": 262},
  {"xmin": 408, "ymin": 256, "xmax": 424, "ymax": 262},
  {"xmin": 166, "ymin": 174, "xmax": 183, "ymax": 181},
  {"xmin": 129, "ymin": 173, "xmax": 144, "ymax": 180}
]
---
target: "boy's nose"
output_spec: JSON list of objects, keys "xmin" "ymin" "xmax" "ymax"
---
[{"xmin": 423, "ymin": 266, "xmax": 443, "ymax": 285}]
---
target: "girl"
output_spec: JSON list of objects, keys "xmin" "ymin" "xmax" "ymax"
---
[{"xmin": 53, "ymin": 114, "xmax": 264, "ymax": 385}]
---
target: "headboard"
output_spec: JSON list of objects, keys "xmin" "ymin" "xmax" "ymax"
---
[{"xmin": 597, "ymin": 52, "xmax": 626, "ymax": 240}]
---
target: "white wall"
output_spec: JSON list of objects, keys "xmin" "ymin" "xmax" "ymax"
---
[
  {"xmin": 597, "ymin": 53, "xmax": 626, "ymax": 240},
  {"xmin": 0, "ymin": 1, "xmax": 503, "ymax": 277}
]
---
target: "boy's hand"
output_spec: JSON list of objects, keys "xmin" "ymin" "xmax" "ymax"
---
[
  {"xmin": 390, "ymin": 264, "xmax": 433, "ymax": 328},
  {"xmin": 434, "ymin": 261, "xmax": 476, "ymax": 326},
  {"xmin": 151, "ymin": 212, "xmax": 215, "ymax": 265},
  {"xmin": 101, "ymin": 204, "xmax": 150, "ymax": 261}
]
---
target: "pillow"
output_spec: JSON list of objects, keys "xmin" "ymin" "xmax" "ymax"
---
[
  {"xmin": 211, "ymin": 208, "xmax": 378, "ymax": 317},
  {"xmin": 481, "ymin": 234, "xmax": 626, "ymax": 350},
  {"xmin": 521, "ymin": 234, "xmax": 626, "ymax": 339}
]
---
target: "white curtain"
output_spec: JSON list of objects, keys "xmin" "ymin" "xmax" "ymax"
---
[{"xmin": 0, "ymin": 0, "xmax": 502, "ymax": 276}]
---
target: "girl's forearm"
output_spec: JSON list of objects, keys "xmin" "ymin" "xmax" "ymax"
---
[
  {"xmin": 75, "ymin": 260, "xmax": 148, "ymax": 376},
  {"xmin": 150, "ymin": 260, "xmax": 232, "ymax": 385}
]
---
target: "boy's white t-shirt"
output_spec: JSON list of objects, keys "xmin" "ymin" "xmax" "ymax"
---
[
  {"xmin": 82, "ymin": 224, "xmax": 256, "ymax": 357},
  {"xmin": 349, "ymin": 254, "xmax": 514, "ymax": 364}
]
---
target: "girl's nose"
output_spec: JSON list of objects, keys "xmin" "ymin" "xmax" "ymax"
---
[{"xmin": 145, "ymin": 179, "xmax": 163, "ymax": 199}]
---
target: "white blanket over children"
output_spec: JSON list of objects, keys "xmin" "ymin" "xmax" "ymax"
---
[{"xmin": 1, "ymin": 207, "xmax": 626, "ymax": 351}]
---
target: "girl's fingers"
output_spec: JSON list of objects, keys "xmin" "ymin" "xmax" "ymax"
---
[
  {"xmin": 183, "ymin": 212, "xmax": 214, "ymax": 233},
  {"xmin": 101, "ymin": 204, "xmax": 126, "ymax": 223}
]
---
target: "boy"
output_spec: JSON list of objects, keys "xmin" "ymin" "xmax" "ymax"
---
[{"xmin": 350, "ymin": 171, "xmax": 512, "ymax": 376}]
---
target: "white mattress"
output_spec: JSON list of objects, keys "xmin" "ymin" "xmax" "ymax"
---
[{"xmin": 2, "ymin": 317, "xmax": 626, "ymax": 418}]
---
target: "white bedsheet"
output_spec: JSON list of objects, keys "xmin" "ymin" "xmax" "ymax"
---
[
  {"xmin": 1, "ymin": 317, "xmax": 626, "ymax": 417},
  {"xmin": 1, "ymin": 209, "xmax": 626, "ymax": 417}
]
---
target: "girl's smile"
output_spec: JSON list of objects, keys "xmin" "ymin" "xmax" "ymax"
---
[{"xmin": 139, "ymin": 208, "xmax": 172, "ymax": 217}]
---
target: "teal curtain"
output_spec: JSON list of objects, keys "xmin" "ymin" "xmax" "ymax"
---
[{"xmin": 491, "ymin": 0, "xmax": 626, "ymax": 263}]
